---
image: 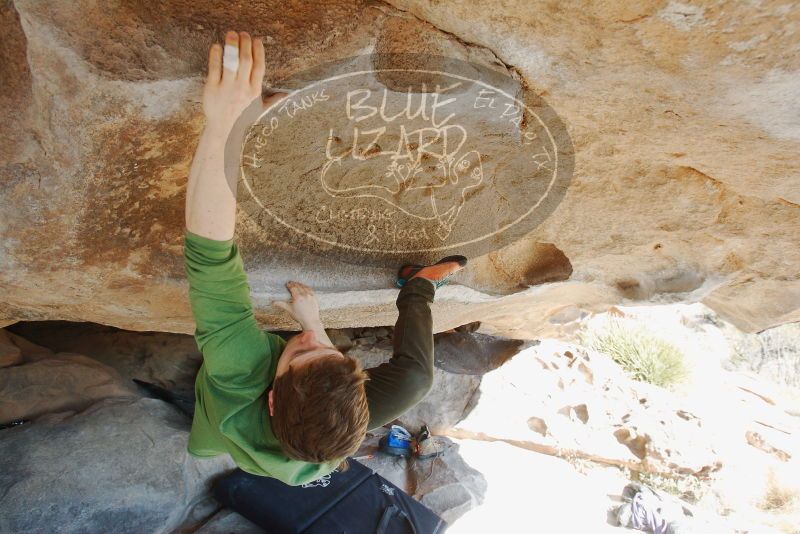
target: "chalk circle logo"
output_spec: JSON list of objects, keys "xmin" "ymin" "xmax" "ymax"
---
[{"xmin": 234, "ymin": 54, "xmax": 573, "ymax": 267}]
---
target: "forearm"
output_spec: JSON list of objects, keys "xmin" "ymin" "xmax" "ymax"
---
[
  {"xmin": 185, "ymin": 125, "xmax": 237, "ymax": 242},
  {"xmin": 303, "ymin": 320, "xmax": 336, "ymax": 349},
  {"xmin": 291, "ymin": 307, "xmax": 335, "ymax": 348}
]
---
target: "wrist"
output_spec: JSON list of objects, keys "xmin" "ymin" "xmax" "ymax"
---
[
  {"xmin": 300, "ymin": 317, "xmax": 323, "ymax": 331},
  {"xmin": 203, "ymin": 120, "xmax": 235, "ymax": 140}
]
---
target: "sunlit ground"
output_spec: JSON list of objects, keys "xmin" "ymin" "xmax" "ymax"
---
[
  {"xmin": 445, "ymin": 303, "xmax": 800, "ymax": 533},
  {"xmin": 449, "ymin": 438, "xmax": 627, "ymax": 533}
]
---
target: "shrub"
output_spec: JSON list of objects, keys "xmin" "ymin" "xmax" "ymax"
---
[
  {"xmin": 760, "ymin": 471, "xmax": 798, "ymax": 512},
  {"xmin": 587, "ymin": 321, "xmax": 688, "ymax": 388}
]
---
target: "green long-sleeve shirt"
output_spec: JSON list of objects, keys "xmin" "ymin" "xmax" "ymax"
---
[
  {"xmin": 184, "ymin": 228, "xmax": 436, "ymax": 487},
  {"xmin": 184, "ymin": 229, "xmax": 339, "ymax": 486}
]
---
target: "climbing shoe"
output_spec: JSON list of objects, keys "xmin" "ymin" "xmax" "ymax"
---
[
  {"xmin": 414, "ymin": 424, "xmax": 444, "ymax": 460},
  {"xmin": 396, "ymin": 256, "xmax": 468, "ymax": 289}
]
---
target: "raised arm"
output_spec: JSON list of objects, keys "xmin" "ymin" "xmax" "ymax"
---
[
  {"xmin": 184, "ymin": 32, "xmax": 286, "ymax": 388},
  {"xmin": 186, "ymin": 31, "xmax": 285, "ymax": 239}
]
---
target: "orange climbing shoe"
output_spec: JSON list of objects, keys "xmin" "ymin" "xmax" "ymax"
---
[{"xmin": 396, "ymin": 255, "xmax": 467, "ymax": 289}]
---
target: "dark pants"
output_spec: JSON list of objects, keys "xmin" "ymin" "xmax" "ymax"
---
[
  {"xmin": 135, "ymin": 278, "xmax": 436, "ymax": 430},
  {"xmin": 365, "ymin": 277, "xmax": 436, "ymax": 431}
]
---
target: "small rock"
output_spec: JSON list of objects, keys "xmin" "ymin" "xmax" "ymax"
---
[
  {"xmin": 527, "ymin": 416, "xmax": 548, "ymax": 436},
  {"xmin": 745, "ymin": 430, "xmax": 791, "ymax": 462},
  {"xmin": 356, "ymin": 334, "xmax": 378, "ymax": 346},
  {"xmin": 372, "ymin": 327, "xmax": 390, "ymax": 339},
  {"xmin": 455, "ymin": 322, "xmax": 481, "ymax": 333}
]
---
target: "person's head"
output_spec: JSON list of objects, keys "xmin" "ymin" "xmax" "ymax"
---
[{"xmin": 269, "ymin": 330, "xmax": 369, "ymax": 466}]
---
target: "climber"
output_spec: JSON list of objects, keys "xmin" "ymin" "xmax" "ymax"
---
[{"xmin": 183, "ymin": 31, "xmax": 467, "ymax": 486}]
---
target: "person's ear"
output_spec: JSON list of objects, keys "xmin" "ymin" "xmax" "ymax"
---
[{"xmin": 268, "ymin": 389, "xmax": 274, "ymax": 417}]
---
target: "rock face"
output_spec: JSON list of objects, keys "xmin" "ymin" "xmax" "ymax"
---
[
  {"xmin": 0, "ymin": 349, "xmax": 132, "ymax": 425},
  {"xmin": 0, "ymin": 329, "xmax": 232, "ymax": 532},
  {"xmin": 0, "ymin": 329, "xmax": 139, "ymax": 426},
  {"xmin": 0, "ymin": 0, "xmax": 798, "ymax": 336},
  {"xmin": 7, "ymin": 321, "xmax": 204, "ymax": 393},
  {"xmin": 5, "ymin": 321, "xmax": 526, "ymax": 435},
  {"xmin": 0, "ymin": 324, "xmax": 498, "ymax": 531},
  {"xmin": 0, "ymin": 398, "xmax": 234, "ymax": 534},
  {"xmin": 433, "ymin": 329, "xmax": 528, "ymax": 375}
]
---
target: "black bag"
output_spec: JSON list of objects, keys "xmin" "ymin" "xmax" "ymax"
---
[{"xmin": 213, "ymin": 459, "xmax": 446, "ymax": 534}]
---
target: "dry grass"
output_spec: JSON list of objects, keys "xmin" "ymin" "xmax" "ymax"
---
[
  {"xmin": 585, "ymin": 321, "xmax": 688, "ymax": 388},
  {"xmin": 629, "ymin": 469, "xmax": 709, "ymax": 504},
  {"xmin": 760, "ymin": 472, "xmax": 798, "ymax": 512}
]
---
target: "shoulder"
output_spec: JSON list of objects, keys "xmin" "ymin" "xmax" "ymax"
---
[{"xmin": 237, "ymin": 457, "xmax": 339, "ymax": 487}]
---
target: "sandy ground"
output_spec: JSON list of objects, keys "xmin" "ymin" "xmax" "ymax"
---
[{"xmin": 448, "ymin": 438, "xmax": 628, "ymax": 533}]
